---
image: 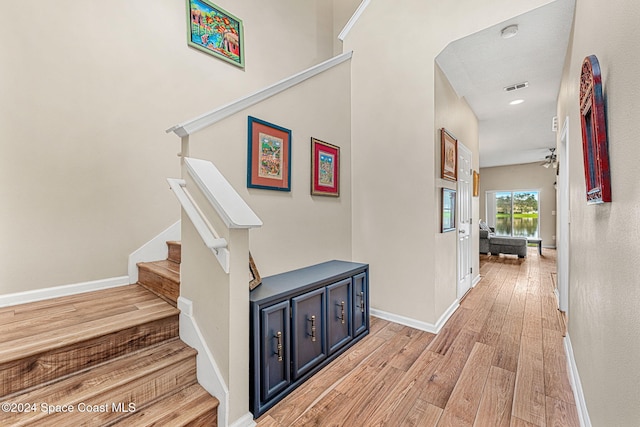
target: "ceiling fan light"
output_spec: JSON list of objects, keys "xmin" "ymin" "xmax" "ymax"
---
[{"xmin": 542, "ymin": 162, "xmax": 551, "ymax": 168}]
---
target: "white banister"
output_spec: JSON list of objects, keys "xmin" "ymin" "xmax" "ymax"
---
[
  {"xmin": 184, "ymin": 157, "xmax": 262, "ymax": 229},
  {"xmin": 166, "ymin": 51, "xmax": 353, "ymax": 138},
  {"xmin": 338, "ymin": 0, "xmax": 371, "ymax": 41},
  {"xmin": 167, "ymin": 178, "xmax": 231, "ymax": 272}
]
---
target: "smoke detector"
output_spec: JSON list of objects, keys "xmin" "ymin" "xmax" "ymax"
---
[{"xmin": 500, "ymin": 24, "xmax": 519, "ymax": 39}]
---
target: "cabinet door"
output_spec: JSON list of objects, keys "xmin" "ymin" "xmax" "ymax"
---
[
  {"xmin": 327, "ymin": 278, "xmax": 352, "ymax": 354},
  {"xmin": 352, "ymin": 272, "xmax": 368, "ymax": 337},
  {"xmin": 291, "ymin": 288, "xmax": 326, "ymax": 379},
  {"xmin": 260, "ymin": 301, "xmax": 290, "ymax": 402}
]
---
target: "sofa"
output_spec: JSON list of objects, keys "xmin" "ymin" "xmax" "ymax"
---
[{"xmin": 479, "ymin": 222, "xmax": 528, "ymax": 258}]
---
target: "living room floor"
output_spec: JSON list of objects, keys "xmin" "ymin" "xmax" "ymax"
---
[{"xmin": 256, "ymin": 248, "xmax": 579, "ymax": 426}]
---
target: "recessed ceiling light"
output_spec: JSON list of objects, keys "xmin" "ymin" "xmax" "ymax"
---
[
  {"xmin": 501, "ymin": 24, "xmax": 519, "ymax": 39},
  {"xmin": 510, "ymin": 99, "xmax": 525, "ymax": 105}
]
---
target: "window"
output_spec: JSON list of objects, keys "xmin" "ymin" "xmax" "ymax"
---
[{"xmin": 486, "ymin": 190, "xmax": 540, "ymax": 238}]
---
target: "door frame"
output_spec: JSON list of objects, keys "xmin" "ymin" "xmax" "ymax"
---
[
  {"xmin": 457, "ymin": 142, "xmax": 473, "ymax": 299},
  {"xmin": 557, "ymin": 117, "xmax": 570, "ymax": 313}
]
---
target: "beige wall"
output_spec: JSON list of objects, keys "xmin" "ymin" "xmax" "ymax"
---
[
  {"xmin": 344, "ymin": 0, "xmax": 553, "ymax": 325},
  {"xmin": 479, "ymin": 162, "xmax": 557, "ymax": 247},
  {"xmin": 188, "ymin": 61, "xmax": 352, "ymax": 277},
  {"xmin": 434, "ymin": 64, "xmax": 480, "ymax": 315},
  {"xmin": 0, "ymin": 0, "xmax": 355, "ymax": 295},
  {"xmin": 556, "ymin": 0, "xmax": 640, "ymax": 424}
]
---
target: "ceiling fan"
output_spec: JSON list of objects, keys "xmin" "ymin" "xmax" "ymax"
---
[{"xmin": 541, "ymin": 148, "xmax": 558, "ymax": 168}]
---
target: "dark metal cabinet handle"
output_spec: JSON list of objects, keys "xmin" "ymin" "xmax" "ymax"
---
[
  {"xmin": 360, "ymin": 291, "xmax": 365, "ymax": 313},
  {"xmin": 340, "ymin": 301, "xmax": 345, "ymax": 324},
  {"xmin": 274, "ymin": 331, "xmax": 283, "ymax": 362}
]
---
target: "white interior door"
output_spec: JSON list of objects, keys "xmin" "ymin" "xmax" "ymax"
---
[{"xmin": 457, "ymin": 143, "xmax": 473, "ymax": 299}]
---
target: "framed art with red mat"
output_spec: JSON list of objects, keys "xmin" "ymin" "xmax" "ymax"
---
[
  {"xmin": 247, "ymin": 116, "xmax": 291, "ymax": 191},
  {"xmin": 311, "ymin": 138, "xmax": 340, "ymax": 197}
]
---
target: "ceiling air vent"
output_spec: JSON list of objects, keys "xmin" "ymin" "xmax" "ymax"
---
[{"xmin": 503, "ymin": 81, "xmax": 529, "ymax": 92}]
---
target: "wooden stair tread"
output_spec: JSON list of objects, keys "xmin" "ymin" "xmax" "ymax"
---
[
  {"xmin": 113, "ymin": 383, "xmax": 219, "ymax": 426},
  {"xmin": 0, "ymin": 284, "xmax": 158, "ymax": 317},
  {"xmin": 0, "ymin": 287, "xmax": 167, "ymax": 341},
  {"xmin": 0, "ymin": 286, "xmax": 179, "ymax": 364},
  {"xmin": 137, "ymin": 260, "xmax": 180, "ymax": 281},
  {"xmin": 0, "ymin": 340, "xmax": 198, "ymax": 426}
]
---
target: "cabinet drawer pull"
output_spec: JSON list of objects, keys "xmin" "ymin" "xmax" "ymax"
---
[
  {"xmin": 308, "ymin": 315, "xmax": 317, "ymax": 342},
  {"xmin": 274, "ymin": 331, "xmax": 283, "ymax": 362},
  {"xmin": 340, "ymin": 301, "xmax": 345, "ymax": 324},
  {"xmin": 360, "ymin": 291, "xmax": 365, "ymax": 313}
]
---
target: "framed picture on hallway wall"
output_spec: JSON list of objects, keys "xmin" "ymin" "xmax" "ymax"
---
[
  {"xmin": 311, "ymin": 138, "xmax": 340, "ymax": 197},
  {"xmin": 441, "ymin": 128, "xmax": 458, "ymax": 181},
  {"xmin": 247, "ymin": 116, "xmax": 291, "ymax": 191},
  {"xmin": 441, "ymin": 188, "xmax": 457, "ymax": 233},
  {"xmin": 187, "ymin": 0, "xmax": 245, "ymax": 68}
]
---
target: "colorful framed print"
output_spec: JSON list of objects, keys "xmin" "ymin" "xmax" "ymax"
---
[
  {"xmin": 579, "ymin": 55, "xmax": 611, "ymax": 204},
  {"xmin": 247, "ymin": 116, "xmax": 291, "ymax": 191},
  {"xmin": 441, "ymin": 188, "xmax": 456, "ymax": 233},
  {"xmin": 311, "ymin": 138, "xmax": 340, "ymax": 197},
  {"xmin": 441, "ymin": 128, "xmax": 458, "ymax": 181},
  {"xmin": 187, "ymin": 0, "xmax": 245, "ymax": 68}
]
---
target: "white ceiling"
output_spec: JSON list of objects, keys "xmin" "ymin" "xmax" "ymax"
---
[{"xmin": 436, "ymin": 0, "xmax": 575, "ymax": 168}]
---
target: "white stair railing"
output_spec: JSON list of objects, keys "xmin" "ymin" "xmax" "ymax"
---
[{"xmin": 167, "ymin": 178, "xmax": 230, "ymax": 272}]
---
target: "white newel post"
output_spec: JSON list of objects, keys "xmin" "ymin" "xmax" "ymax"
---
[{"xmin": 174, "ymin": 158, "xmax": 261, "ymax": 427}]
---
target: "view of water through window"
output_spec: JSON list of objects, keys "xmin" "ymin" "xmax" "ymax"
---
[{"xmin": 494, "ymin": 191, "xmax": 539, "ymax": 238}]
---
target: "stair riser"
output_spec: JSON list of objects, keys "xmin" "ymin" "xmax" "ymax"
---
[
  {"xmin": 0, "ymin": 315, "xmax": 178, "ymax": 397},
  {"xmin": 138, "ymin": 269, "xmax": 180, "ymax": 305},
  {"xmin": 2, "ymin": 355, "xmax": 198, "ymax": 426},
  {"xmin": 167, "ymin": 242, "xmax": 181, "ymax": 264}
]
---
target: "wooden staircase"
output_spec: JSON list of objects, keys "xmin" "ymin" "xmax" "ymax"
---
[
  {"xmin": 0, "ymin": 241, "xmax": 219, "ymax": 426},
  {"xmin": 137, "ymin": 241, "xmax": 182, "ymax": 306}
]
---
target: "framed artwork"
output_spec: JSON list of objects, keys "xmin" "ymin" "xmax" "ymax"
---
[
  {"xmin": 249, "ymin": 252, "xmax": 261, "ymax": 291},
  {"xmin": 441, "ymin": 128, "xmax": 458, "ymax": 181},
  {"xmin": 311, "ymin": 138, "xmax": 340, "ymax": 197},
  {"xmin": 579, "ymin": 55, "xmax": 611, "ymax": 204},
  {"xmin": 247, "ymin": 117, "xmax": 291, "ymax": 191},
  {"xmin": 441, "ymin": 188, "xmax": 456, "ymax": 233},
  {"xmin": 473, "ymin": 170, "xmax": 480, "ymax": 197},
  {"xmin": 187, "ymin": 0, "xmax": 245, "ymax": 68}
]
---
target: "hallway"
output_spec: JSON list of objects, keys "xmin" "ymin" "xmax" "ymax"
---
[{"xmin": 257, "ymin": 248, "xmax": 579, "ymax": 426}]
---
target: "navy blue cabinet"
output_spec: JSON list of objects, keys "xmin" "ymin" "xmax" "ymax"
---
[
  {"xmin": 327, "ymin": 278, "xmax": 352, "ymax": 354},
  {"xmin": 352, "ymin": 272, "xmax": 368, "ymax": 337},
  {"xmin": 250, "ymin": 261, "xmax": 369, "ymax": 418},
  {"xmin": 259, "ymin": 301, "xmax": 290, "ymax": 402}
]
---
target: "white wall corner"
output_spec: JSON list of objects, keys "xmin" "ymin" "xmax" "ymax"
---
[
  {"xmin": 128, "ymin": 221, "xmax": 181, "ymax": 283},
  {"xmin": 564, "ymin": 334, "xmax": 592, "ymax": 427},
  {"xmin": 338, "ymin": 0, "xmax": 371, "ymax": 41},
  {"xmin": 178, "ymin": 296, "xmax": 230, "ymax": 427},
  {"xmin": 0, "ymin": 276, "xmax": 130, "ymax": 308},
  {"xmin": 370, "ymin": 299, "xmax": 459, "ymax": 335}
]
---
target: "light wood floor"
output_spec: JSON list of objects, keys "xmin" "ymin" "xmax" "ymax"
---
[{"xmin": 257, "ymin": 248, "xmax": 579, "ymax": 426}]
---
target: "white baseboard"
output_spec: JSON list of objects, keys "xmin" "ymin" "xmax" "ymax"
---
[
  {"xmin": 472, "ymin": 274, "xmax": 482, "ymax": 287},
  {"xmin": 371, "ymin": 299, "xmax": 460, "ymax": 334},
  {"xmin": 178, "ymin": 297, "xmax": 230, "ymax": 427},
  {"xmin": 228, "ymin": 412, "xmax": 256, "ymax": 427},
  {"xmin": 564, "ymin": 334, "xmax": 591, "ymax": 427},
  {"xmin": 128, "ymin": 221, "xmax": 181, "ymax": 283},
  {"xmin": 0, "ymin": 276, "xmax": 130, "ymax": 308}
]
